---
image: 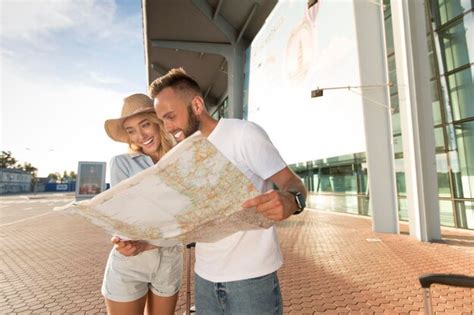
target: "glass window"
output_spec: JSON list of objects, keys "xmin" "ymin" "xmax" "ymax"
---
[
  {"xmin": 428, "ymin": 38, "xmax": 436, "ymax": 80},
  {"xmin": 357, "ymin": 164, "xmax": 368, "ymax": 195},
  {"xmin": 312, "ymin": 174, "xmax": 319, "ymax": 192},
  {"xmin": 358, "ymin": 195, "xmax": 370, "ymax": 216},
  {"xmin": 222, "ymin": 99, "xmax": 229, "ymax": 118},
  {"xmin": 430, "ymin": 80, "xmax": 443, "ymax": 125},
  {"xmin": 390, "ymin": 94, "xmax": 400, "ymax": 113},
  {"xmin": 314, "ymin": 164, "xmax": 361, "ymax": 194},
  {"xmin": 433, "ymin": 0, "xmax": 472, "ymax": 26},
  {"xmin": 392, "ymin": 111, "xmax": 401, "ymax": 135},
  {"xmin": 319, "ymin": 176, "xmax": 332, "ymax": 192},
  {"xmin": 395, "ymin": 158, "xmax": 406, "ymax": 196},
  {"xmin": 436, "ymin": 153, "xmax": 451, "ymax": 197},
  {"xmin": 447, "ymin": 66, "xmax": 474, "ymax": 121},
  {"xmin": 434, "ymin": 127, "xmax": 446, "ymax": 151},
  {"xmin": 308, "ymin": 194, "xmax": 360, "ymax": 215},
  {"xmin": 446, "ymin": 123, "xmax": 458, "ymax": 151},
  {"xmin": 398, "ymin": 197, "xmax": 409, "ymax": 221},
  {"xmin": 425, "ymin": 1, "xmax": 432, "ymax": 34},
  {"xmin": 212, "ymin": 98, "xmax": 229, "ymax": 119},
  {"xmin": 438, "ymin": 12, "xmax": 473, "ymax": 72},
  {"xmin": 453, "ymin": 120, "xmax": 474, "ymax": 198},
  {"xmin": 455, "ymin": 200, "xmax": 474, "ymax": 229},
  {"xmin": 387, "ymin": 55, "xmax": 398, "ymax": 95},
  {"xmin": 327, "ymin": 166, "xmax": 357, "ymax": 194},
  {"xmin": 439, "ymin": 199, "xmax": 455, "ymax": 227},
  {"xmin": 393, "ymin": 135, "xmax": 403, "ymax": 155},
  {"xmin": 439, "ymin": 76, "xmax": 455, "ymax": 123},
  {"xmin": 385, "ymin": 12, "xmax": 394, "ymax": 55},
  {"xmin": 341, "ymin": 195, "xmax": 359, "ymax": 215},
  {"xmin": 450, "ymin": 149, "xmax": 464, "ymax": 197}
]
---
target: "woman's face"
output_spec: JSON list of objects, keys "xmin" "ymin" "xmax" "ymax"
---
[{"xmin": 123, "ymin": 113, "xmax": 162, "ymax": 156}]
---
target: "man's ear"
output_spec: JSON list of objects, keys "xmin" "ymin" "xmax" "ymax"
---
[{"xmin": 191, "ymin": 96, "xmax": 205, "ymax": 115}]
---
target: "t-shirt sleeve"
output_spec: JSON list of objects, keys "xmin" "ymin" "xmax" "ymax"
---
[
  {"xmin": 109, "ymin": 155, "xmax": 130, "ymax": 186},
  {"xmin": 240, "ymin": 122, "xmax": 287, "ymax": 180}
]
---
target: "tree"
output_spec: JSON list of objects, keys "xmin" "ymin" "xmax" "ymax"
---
[
  {"xmin": 21, "ymin": 162, "xmax": 38, "ymax": 181},
  {"xmin": 47, "ymin": 171, "xmax": 77, "ymax": 183},
  {"xmin": 47, "ymin": 172, "xmax": 60, "ymax": 183},
  {"xmin": 62, "ymin": 170, "xmax": 69, "ymax": 183},
  {"xmin": 0, "ymin": 151, "xmax": 18, "ymax": 168},
  {"xmin": 60, "ymin": 170, "xmax": 76, "ymax": 183},
  {"xmin": 1, "ymin": 150, "xmax": 77, "ymax": 184},
  {"xmin": 1, "ymin": 151, "xmax": 39, "ymax": 188},
  {"xmin": 68, "ymin": 171, "xmax": 77, "ymax": 181}
]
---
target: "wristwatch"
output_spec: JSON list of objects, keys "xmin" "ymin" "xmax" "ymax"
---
[{"xmin": 289, "ymin": 191, "xmax": 305, "ymax": 215}]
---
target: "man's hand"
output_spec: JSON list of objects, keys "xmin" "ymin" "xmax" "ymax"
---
[
  {"xmin": 111, "ymin": 236, "xmax": 157, "ymax": 256},
  {"xmin": 242, "ymin": 190, "xmax": 296, "ymax": 221},
  {"xmin": 242, "ymin": 166, "xmax": 307, "ymax": 221}
]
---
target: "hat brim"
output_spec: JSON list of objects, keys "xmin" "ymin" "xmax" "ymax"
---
[{"xmin": 104, "ymin": 107, "xmax": 156, "ymax": 143}]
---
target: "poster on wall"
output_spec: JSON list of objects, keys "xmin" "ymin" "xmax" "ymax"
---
[
  {"xmin": 75, "ymin": 161, "xmax": 106, "ymax": 199},
  {"xmin": 248, "ymin": 0, "xmax": 366, "ymax": 164}
]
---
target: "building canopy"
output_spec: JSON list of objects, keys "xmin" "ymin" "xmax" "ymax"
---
[{"xmin": 142, "ymin": 0, "xmax": 277, "ymax": 108}]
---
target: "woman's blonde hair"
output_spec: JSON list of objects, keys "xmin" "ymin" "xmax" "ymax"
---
[{"xmin": 127, "ymin": 112, "xmax": 175, "ymax": 159}]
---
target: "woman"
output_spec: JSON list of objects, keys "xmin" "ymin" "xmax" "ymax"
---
[{"xmin": 102, "ymin": 93, "xmax": 182, "ymax": 315}]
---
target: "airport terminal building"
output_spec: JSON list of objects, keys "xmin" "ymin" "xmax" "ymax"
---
[{"xmin": 142, "ymin": 0, "xmax": 473, "ymax": 238}]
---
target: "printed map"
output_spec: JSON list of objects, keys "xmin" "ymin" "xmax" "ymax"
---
[{"xmin": 63, "ymin": 132, "xmax": 273, "ymax": 245}]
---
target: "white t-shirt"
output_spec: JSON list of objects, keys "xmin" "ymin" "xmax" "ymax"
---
[{"xmin": 195, "ymin": 119, "xmax": 287, "ymax": 282}]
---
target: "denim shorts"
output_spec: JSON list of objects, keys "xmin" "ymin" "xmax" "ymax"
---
[
  {"xmin": 195, "ymin": 271, "xmax": 283, "ymax": 314},
  {"xmin": 101, "ymin": 245, "xmax": 183, "ymax": 302}
]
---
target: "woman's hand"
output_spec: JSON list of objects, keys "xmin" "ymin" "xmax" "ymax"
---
[{"xmin": 111, "ymin": 236, "xmax": 157, "ymax": 256}]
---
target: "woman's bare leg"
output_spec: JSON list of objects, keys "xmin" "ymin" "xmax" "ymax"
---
[
  {"xmin": 146, "ymin": 291, "xmax": 179, "ymax": 315},
  {"xmin": 104, "ymin": 294, "xmax": 147, "ymax": 315}
]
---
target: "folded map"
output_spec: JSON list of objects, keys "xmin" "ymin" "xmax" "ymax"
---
[{"xmin": 59, "ymin": 132, "xmax": 273, "ymax": 246}]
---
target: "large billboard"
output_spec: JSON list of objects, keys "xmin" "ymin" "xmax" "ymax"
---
[
  {"xmin": 75, "ymin": 161, "xmax": 106, "ymax": 199},
  {"xmin": 248, "ymin": 0, "xmax": 366, "ymax": 164}
]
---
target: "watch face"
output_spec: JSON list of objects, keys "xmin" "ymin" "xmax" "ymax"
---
[
  {"xmin": 289, "ymin": 191, "xmax": 305, "ymax": 215},
  {"xmin": 296, "ymin": 193, "xmax": 306, "ymax": 209}
]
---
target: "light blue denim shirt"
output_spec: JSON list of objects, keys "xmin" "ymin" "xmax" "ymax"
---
[{"xmin": 109, "ymin": 152, "xmax": 155, "ymax": 186}]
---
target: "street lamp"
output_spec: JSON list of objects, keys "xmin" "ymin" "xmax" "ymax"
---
[{"xmin": 311, "ymin": 82, "xmax": 395, "ymax": 112}]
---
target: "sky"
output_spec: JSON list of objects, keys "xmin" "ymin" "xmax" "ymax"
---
[{"xmin": 1, "ymin": 0, "xmax": 147, "ymax": 177}]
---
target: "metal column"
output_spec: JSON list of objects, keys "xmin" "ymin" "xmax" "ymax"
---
[
  {"xmin": 391, "ymin": 0, "xmax": 441, "ymax": 241},
  {"xmin": 353, "ymin": 0, "xmax": 399, "ymax": 234}
]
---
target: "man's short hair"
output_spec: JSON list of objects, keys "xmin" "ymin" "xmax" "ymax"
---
[{"xmin": 148, "ymin": 67, "xmax": 202, "ymax": 100}]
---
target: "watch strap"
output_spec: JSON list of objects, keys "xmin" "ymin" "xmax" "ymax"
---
[{"xmin": 288, "ymin": 191, "xmax": 305, "ymax": 215}]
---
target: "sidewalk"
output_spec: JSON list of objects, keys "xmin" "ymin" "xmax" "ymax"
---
[
  {"xmin": 1, "ymin": 206, "xmax": 473, "ymax": 314},
  {"xmin": 275, "ymin": 211, "xmax": 473, "ymax": 314}
]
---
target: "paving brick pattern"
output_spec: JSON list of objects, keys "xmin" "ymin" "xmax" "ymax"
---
[
  {"xmin": 0, "ymin": 211, "xmax": 110, "ymax": 314},
  {"xmin": 278, "ymin": 212, "xmax": 473, "ymax": 314},
  {"xmin": 1, "ymin": 194, "xmax": 473, "ymax": 314}
]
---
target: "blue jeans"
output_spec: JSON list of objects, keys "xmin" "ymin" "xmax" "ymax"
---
[{"xmin": 195, "ymin": 272, "xmax": 283, "ymax": 315}]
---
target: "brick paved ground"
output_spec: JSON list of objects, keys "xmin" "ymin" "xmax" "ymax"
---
[
  {"xmin": 1, "ymin": 194, "xmax": 473, "ymax": 314},
  {"xmin": 275, "ymin": 212, "xmax": 473, "ymax": 315}
]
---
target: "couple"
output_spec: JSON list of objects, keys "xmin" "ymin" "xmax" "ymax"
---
[{"xmin": 102, "ymin": 68, "xmax": 307, "ymax": 315}]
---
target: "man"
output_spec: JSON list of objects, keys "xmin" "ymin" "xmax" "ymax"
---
[{"xmin": 148, "ymin": 67, "xmax": 307, "ymax": 314}]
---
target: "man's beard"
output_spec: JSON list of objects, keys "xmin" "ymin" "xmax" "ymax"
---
[{"xmin": 183, "ymin": 105, "xmax": 200, "ymax": 137}]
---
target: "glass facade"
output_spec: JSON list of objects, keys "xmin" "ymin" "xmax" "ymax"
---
[
  {"xmin": 291, "ymin": 153, "xmax": 370, "ymax": 216},
  {"xmin": 291, "ymin": 0, "xmax": 473, "ymax": 230},
  {"xmin": 427, "ymin": 0, "xmax": 473, "ymax": 229},
  {"xmin": 211, "ymin": 98, "xmax": 230, "ymax": 119}
]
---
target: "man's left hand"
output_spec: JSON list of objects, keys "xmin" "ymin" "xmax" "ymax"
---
[{"xmin": 242, "ymin": 190, "xmax": 295, "ymax": 221}]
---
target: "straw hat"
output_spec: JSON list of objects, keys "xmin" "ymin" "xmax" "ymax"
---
[{"xmin": 104, "ymin": 93, "xmax": 156, "ymax": 143}]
